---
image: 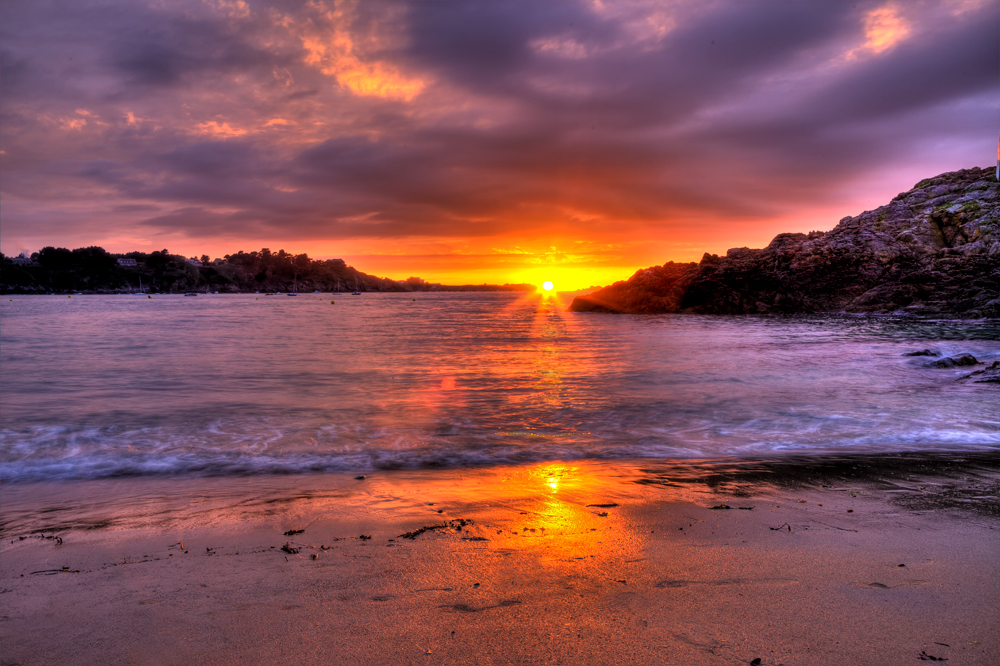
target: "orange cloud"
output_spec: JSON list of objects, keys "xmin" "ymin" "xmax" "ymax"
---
[
  {"xmin": 847, "ymin": 3, "xmax": 911, "ymax": 59},
  {"xmin": 194, "ymin": 121, "xmax": 248, "ymax": 137},
  {"xmin": 293, "ymin": 1, "xmax": 425, "ymax": 101}
]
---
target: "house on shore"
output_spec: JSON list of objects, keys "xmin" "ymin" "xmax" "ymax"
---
[{"xmin": 117, "ymin": 257, "xmax": 137, "ymax": 267}]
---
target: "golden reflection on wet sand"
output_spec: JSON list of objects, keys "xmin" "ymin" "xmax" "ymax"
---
[{"xmin": 4, "ymin": 460, "xmax": 999, "ymax": 666}]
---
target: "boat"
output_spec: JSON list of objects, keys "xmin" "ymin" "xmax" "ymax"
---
[
  {"xmin": 133, "ymin": 277, "xmax": 147, "ymax": 296},
  {"xmin": 184, "ymin": 292, "xmax": 198, "ymax": 297},
  {"xmin": 352, "ymin": 278, "xmax": 362, "ymax": 295},
  {"xmin": 332, "ymin": 279, "xmax": 343, "ymax": 295}
]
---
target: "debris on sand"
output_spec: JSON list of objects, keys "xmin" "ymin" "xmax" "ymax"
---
[
  {"xmin": 709, "ymin": 505, "xmax": 731, "ymax": 510},
  {"xmin": 586, "ymin": 503, "xmax": 620, "ymax": 508},
  {"xmin": 284, "ymin": 529, "xmax": 305, "ymax": 536},
  {"xmin": 400, "ymin": 524, "xmax": 446, "ymax": 539},
  {"xmin": 280, "ymin": 543, "xmax": 299, "ymax": 554},
  {"xmin": 918, "ymin": 650, "xmax": 947, "ymax": 661},
  {"xmin": 399, "ymin": 519, "xmax": 474, "ymax": 540},
  {"xmin": 30, "ymin": 566, "xmax": 80, "ymax": 575}
]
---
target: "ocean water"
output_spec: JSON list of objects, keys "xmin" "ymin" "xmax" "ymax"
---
[{"xmin": 1, "ymin": 292, "xmax": 997, "ymax": 483}]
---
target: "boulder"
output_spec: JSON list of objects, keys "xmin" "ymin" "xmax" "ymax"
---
[{"xmin": 927, "ymin": 353, "xmax": 980, "ymax": 368}]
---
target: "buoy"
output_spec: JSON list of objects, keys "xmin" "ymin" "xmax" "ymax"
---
[
  {"xmin": 68, "ymin": 295, "xmax": 72, "ymax": 298},
  {"xmin": 331, "ymin": 300, "xmax": 335, "ymax": 304},
  {"xmin": 412, "ymin": 298, "xmax": 416, "ymax": 301},
  {"xmin": 147, "ymin": 295, "xmax": 151, "ymax": 299}
]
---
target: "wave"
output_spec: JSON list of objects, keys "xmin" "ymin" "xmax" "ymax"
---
[{"xmin": 3, "ymin": 421, "xmax": 998, "ymax": 483}]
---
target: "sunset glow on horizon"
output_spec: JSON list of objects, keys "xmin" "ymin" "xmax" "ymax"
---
[{"xmin": 1, "ymin": 1, "xmax": 996, "ymax": 289}]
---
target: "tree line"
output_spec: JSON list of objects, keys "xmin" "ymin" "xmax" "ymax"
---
[{"xmin": 0, "ymin": 246, "xmax": 531, "ymax": 294}]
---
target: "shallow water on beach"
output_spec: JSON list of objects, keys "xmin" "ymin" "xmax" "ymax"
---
[{"xmin": 1, "ymin": 292, "xmax": 998, "ymax": 482}]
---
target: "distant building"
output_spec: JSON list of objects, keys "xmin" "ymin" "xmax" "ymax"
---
[
  {"xmin": 12, "ymin": 253, "xmax": 32, "ymax": 265},
  {"xmin": 117, "ymin": 257, "xmax": 137, "ymax": 267},
  {"xmin": 325, "ymin": 258, "xmax": 346, "ymax": 266},
  {"xmin": 186, "ymin": 258, "xmax": 203, "ymax": 266}
]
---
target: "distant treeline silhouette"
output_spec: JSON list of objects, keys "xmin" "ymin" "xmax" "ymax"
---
[{"xmin": 0, "ymin": 246, "xmax": 532, "ymax": 294}]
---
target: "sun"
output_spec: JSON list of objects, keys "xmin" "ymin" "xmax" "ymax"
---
[{"xmin": 542, "ymin": 281, "xmax": 554, "ymax": 291}]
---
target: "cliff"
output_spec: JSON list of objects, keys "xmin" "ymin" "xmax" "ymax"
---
[{"xmin": 570, "ymin": 166, "xmax": 1000, "ymax": 318}]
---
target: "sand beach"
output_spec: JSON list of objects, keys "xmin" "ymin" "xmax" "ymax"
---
[{"xmin": 2, "ymin": 453, "xmax": 997, "ymax": 666}]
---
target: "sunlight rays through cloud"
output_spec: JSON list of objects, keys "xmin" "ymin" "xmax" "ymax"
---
[{"xmin": 0, "ymin": 0, "xmax": 995, "ymax": 286}]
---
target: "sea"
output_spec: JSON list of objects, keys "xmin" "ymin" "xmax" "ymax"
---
[{"xmin": 2, "ymin": 292, "xmax": 998, "ymax": 486}]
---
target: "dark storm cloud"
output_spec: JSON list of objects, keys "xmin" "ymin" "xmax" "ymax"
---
[
  {"xmin": 0, "ymin": 0, "xmax": 996, "ymax": 254},
  {"xmin": 810, "ymin": 13, "xmax": 997, "ymax": 125},
  {"xmin": 109, "ymin": 14, "xmax": 288, "ymax": 89},
  {"xmin": 402, "ymin": 0, "xmax": 858, "ymax": 132}
]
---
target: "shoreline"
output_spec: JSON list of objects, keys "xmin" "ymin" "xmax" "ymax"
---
[{"xmin": 2, "ymin": 454, "xmax": 998, "ymax": 665}]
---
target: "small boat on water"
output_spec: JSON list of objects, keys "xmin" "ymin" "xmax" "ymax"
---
[
  {"xmin": 133, "ymin": 277, "xmax": 147, "ymax": 296},
  {"xmin": 184, "ymin": 292, "xmax": 198, "ymax": 297}
]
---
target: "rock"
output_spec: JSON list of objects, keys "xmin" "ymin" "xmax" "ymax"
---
[
  {"xmin": 904, "ymin": 349, "xmax": 939, "ymax": 357},
  {"xmin": 927, "ymin": 353, "xmax": 979, "ymax": 368},
  {"xmin": 960, "ymin": 360, "xmax": 1000, "ymax": 382},
  {"xmin": 568, "ymin": 166, "xmax": 1000, "ymax": 317}
]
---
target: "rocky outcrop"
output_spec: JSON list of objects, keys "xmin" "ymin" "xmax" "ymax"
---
[
  {"xmin": 570, "ymin": 166, "xmax": 1000, "ymax": 318},
  {"xmin": 961, "ymin": 360, "xmax": 1000, "ymax": 383}
]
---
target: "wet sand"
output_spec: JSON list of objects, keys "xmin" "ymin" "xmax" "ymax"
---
[{"xmin": 2, "ymin": 453, "xmax": 998, "ymax": 665}]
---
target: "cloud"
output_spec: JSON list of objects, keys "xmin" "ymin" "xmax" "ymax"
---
[{"xmin": 1, "ymin": 0, "xmax": 997, "ymax": 280}]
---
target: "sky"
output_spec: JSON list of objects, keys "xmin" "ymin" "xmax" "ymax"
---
[{"xmin": 1, "ymin": 0, "xmax": 997, "ymax": 289}]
